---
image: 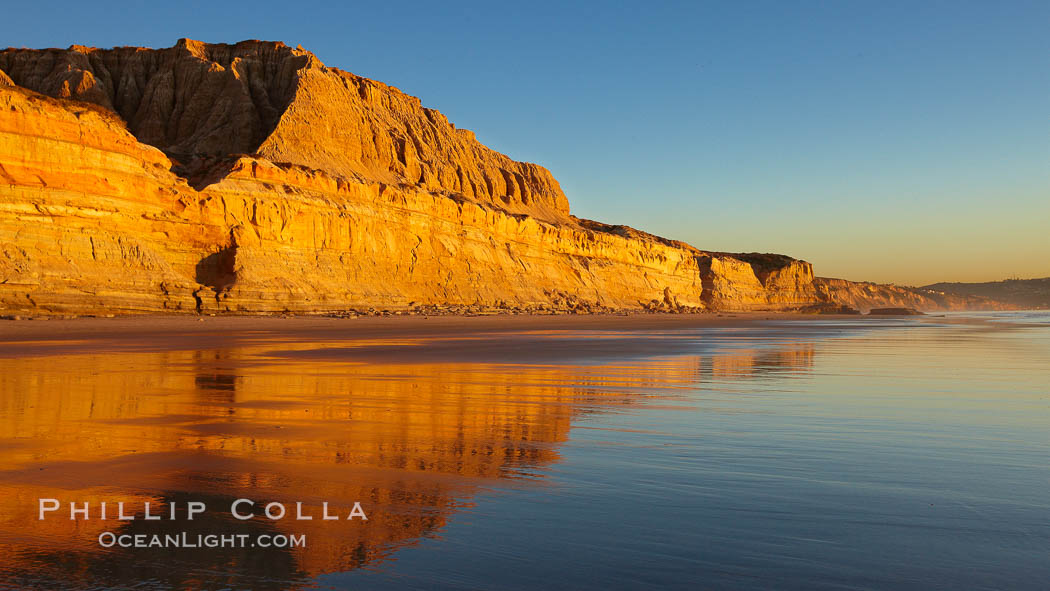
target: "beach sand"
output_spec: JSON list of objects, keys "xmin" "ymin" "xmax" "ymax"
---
[{"xmin": 0, "ymin": 312, "xmax": 874, "ymax": 359}]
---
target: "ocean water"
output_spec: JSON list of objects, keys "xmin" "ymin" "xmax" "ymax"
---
[{"xmin": 0, "ymin": 312, "xmax": 1047, "ymax": 590}]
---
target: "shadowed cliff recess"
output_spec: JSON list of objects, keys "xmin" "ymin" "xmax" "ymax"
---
[
  {"xmin": 0, "ymin": 39, "xmax": 568, "ymax": 220},
  {"xmin": 0, "ymin": 40, "xmax": 1010, "ymax": 316}
]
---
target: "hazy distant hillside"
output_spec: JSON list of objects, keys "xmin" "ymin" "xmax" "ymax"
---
[{"xmin": 921, "ymin": 278, "xmax": 1050, "ymax": 310}]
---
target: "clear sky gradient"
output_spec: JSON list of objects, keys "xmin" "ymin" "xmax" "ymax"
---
[{"xmin": 2, "ymin": 1, "xmax": 1047, "ymax": 285}]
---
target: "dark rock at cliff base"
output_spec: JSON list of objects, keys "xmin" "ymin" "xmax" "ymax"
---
[
  {"xmin": 868, "ymin": 308, "xmax": 925, "ymax": 316},
  {"xmin": 796, "ymin": 303, "xmax": 862, "ymax": 315}
]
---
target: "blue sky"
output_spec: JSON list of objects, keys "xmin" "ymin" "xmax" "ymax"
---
[{"xmin": 2, "ymin": 1, "xmax": 1047, "ymax": 284}]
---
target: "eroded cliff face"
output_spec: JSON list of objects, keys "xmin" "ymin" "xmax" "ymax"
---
[
  {"xmin": 0, "ymin": 39, "xmax": 966, "ymax": 316},
  {"xmin": 0, "ymin": 40, "xmax": 303, "ymax": 158},
  {"xmin": 0, "ymin": 87, "xmax": 218, "ymax": 313},
  {"xmin": 697, "ymin": 253, "xmax": 817, "ymax": 311},
  {"xmin": 0, "ymin": 40, "xmax": 568, "ymax": 222},
  {"xmin": 0, "ymin": 84, "xmax": 714, "ymax": 315}
]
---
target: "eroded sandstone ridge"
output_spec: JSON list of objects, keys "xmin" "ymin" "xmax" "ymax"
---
[
  {"xmin": 0, "ymin": 40, "xmax": 566, "ymax": 221},
  {"xmin": 0, "ymin": 40, "xmax": 1006, "ymax": 315}
]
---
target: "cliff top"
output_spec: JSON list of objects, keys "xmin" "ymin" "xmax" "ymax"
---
[{"xmin": 0, "ymin": 39, "xmax": 570, "ymax": 221}]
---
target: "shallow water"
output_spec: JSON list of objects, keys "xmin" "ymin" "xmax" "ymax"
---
[{"xmin": 0, "ymin": 313, "xmax": 1047, "ymax": 589}]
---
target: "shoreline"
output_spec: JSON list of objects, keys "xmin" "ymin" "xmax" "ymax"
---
[
  {"xmin": 3, "ymin": 311, "xmax": 1033, "ymax": 361},
  {"xmin": 0, "ymin": 312, "xmax": 889, "ymax": 358}
]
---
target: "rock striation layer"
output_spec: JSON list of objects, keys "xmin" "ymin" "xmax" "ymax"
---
[{"xmin": 0, "ymin": 40, "xmax": 1011, "ymax": 316}]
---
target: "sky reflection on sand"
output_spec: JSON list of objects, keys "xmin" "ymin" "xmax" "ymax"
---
[{"xmin": 0, "ymin": 314, "xmax": 1047, "ymax": 590}]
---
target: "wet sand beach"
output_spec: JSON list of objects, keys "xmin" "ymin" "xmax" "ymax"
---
[
  {"xmin": 0, "ymin": 312, "xmax": 875, "ymax": 358},
  {"xmin": 0, "ymin": 311, "xmax": 1047, "ymax": 590}
]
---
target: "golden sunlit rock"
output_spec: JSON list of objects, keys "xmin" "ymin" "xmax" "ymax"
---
[{"xmin": 0, "ymin": 40, "xmax": 1007, "ymax": 315}]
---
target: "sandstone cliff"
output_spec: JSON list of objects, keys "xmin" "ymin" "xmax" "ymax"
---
[
  {"xmin": 0, "ymin": 40, "xmax": 568, "ymax": 222},
  {"xmin": 0, "ymin": 40, "xmax": 1006, "ymax": 316},
  {"xmin": 0, "ymin": 82, "xmax": 713, "ymax": 315}
]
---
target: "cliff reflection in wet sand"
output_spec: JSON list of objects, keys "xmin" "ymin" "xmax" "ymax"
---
[{"xmin": 0, "ymin": 321, "xmax": 816, "ymax": 589}]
